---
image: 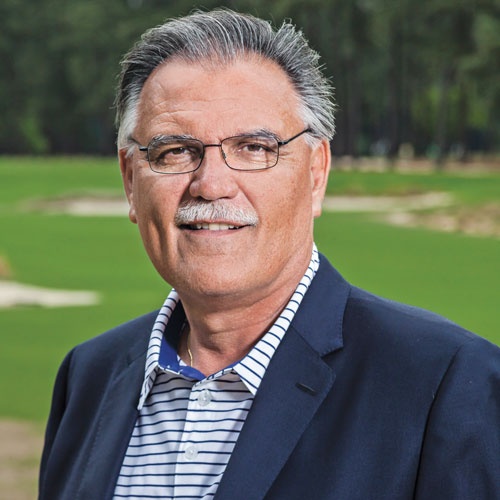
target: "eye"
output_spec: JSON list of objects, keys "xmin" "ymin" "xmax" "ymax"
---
[
  {"xmin": 153, "ymin": 144, "xmax": 200, "ymax": 164},
  {"xmin": 172, "ymin": 146, "xmax": 193, "ymax": 155},
  {"xmin": 233, "ymin": 137, "xmax": 276, "ymax": 155},
  {"xmin": 165, "ymin": 146, "xmax": 192, "ymax": 156},
  {"xmin": 242, "ymin": 142, "xmax": 269, "ymax": 153}
]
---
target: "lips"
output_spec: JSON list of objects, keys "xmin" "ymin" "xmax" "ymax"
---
[{"xmin": 184, "ymin": 222, "xmax": 243, "ymax": 230}]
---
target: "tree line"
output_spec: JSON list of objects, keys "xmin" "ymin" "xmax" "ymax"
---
[{"xmin": 1, "ymin": 0, "xmax": 499, "ymax": 162}]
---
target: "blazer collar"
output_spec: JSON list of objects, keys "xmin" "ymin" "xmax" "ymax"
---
[{"xmin": 291, "ymin": 253, "xmax": 350, "ymax": 355}]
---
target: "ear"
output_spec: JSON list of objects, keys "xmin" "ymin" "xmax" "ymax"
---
[
  {"xmin": 310, "ymin": 138, "xmax": 331, "ymax": 218},
  {"xmin": 118, "ymin": 148, "xmax": 138, "ymax": 224}
]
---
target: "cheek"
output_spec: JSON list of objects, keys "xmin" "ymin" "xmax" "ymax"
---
[
  {"xmin": 256, "ymin": 168, "xmax": 313, "ymax": 249},
  {"xmin": 132, "ymin": 176, "xmax": 185, "ymax": 246},
  {"xmin": 274, "ymin": 166, "xmax": 313, "ymax": 220},
  {"xmin": 134, "ymin": 174, "xmax": 184, "ymax": 218}
]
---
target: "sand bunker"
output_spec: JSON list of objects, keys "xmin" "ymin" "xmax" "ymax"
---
[
  {"xmin": 322, "ymin": 192, "xmax": 453, "ymax": 212},
  {"xmin": 0, "ymin": 281, "xmax": 99, "ymax": 308},
  {"xmin": 385, "ymin": 203, "xmax": 500, "ymax": 238},
  {"xmin": 0, "ymin": 420, "xmax": 43, "ymax": 500},
  {"xmin": 26, "ymin": 194, "xmax": 129, "ymax": 217}
]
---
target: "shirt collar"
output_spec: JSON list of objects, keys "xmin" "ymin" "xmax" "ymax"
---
[{"xmin": 138, "ymin": 243, "xmax": 320, "ymax": 409}]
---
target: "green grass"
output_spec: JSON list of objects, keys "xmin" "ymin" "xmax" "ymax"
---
[
  {"xmin": 326, "ymin": 169, "xmax": 500, "ymax": 205},
  {"xmin": 315, "ymin": 213, "xmax": 499, "ymax": 338},
  {"xmin": 0, "ymin": 156, "xmax": 499, "ymax": 421},
  {"xmin": 0, "ymin": 156, "xmax": 122, "ymax": 204}
]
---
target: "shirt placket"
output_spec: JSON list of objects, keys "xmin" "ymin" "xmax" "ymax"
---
[{"xmin": 173, "ymin": 378, "xmax": 214, "ymax": 498}]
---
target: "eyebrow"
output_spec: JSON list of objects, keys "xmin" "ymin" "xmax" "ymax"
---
[
  {"xmin": 246, "ymin": 128, "xmax": 282, "ymax": 142},
  {"xmin": 143, "ymin": 129, "xmax": 283, "ymax": 146},
  {"xmin": 149, "ymin": 134, "xmax": 196, "ymax": 146}
]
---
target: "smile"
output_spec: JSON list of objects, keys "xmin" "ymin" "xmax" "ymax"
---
[{"xmin": 182, "ymin": 223, "xmax": 244, "ymax": 231}]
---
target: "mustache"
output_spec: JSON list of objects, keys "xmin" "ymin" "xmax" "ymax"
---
[{"xmin": 174, "ymin": 200, "xmax": 259, "ymax": 226}]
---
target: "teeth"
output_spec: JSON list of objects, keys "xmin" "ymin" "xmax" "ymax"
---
[
  {"xmin": 212, "ymin": 223, "xmax": 231, "ymax": 230},
  {"xmin": 190, "ymin": 223, "xmax": 240, "ymax": 230}
]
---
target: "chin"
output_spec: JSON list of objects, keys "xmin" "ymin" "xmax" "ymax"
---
[
  {"xmin": 195, "ymin": 274, "xmax": 250, "ymax": 298},
  {"xmin": 161, "ymin": 264, "xmax": 248, "ymax": 297}
]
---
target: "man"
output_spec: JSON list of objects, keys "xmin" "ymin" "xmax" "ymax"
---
[{"xmin": 39, "ymin": 9, "xmax": 500, "ymax": 500}]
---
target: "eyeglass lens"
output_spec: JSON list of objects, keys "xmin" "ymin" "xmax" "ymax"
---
[{"xmin": 147, "ymin": 135, "xmax": 279, "ymax": 173}]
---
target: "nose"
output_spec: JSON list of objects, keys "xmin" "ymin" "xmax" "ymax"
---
[{"xmin": 188, "ymin": 145, "xmax": 239, "ymax": 201}]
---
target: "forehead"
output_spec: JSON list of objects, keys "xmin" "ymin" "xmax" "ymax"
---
[{"xmin": 135, "ymin": 56, "xmax": 303, "ymax": 139}]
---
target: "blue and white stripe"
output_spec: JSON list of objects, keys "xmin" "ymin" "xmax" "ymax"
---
[{"xmin": 113, "ymin": 244, "xmax": 320, "ymax": 499}]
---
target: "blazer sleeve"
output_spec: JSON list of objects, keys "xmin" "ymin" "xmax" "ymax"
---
[
  {"xmin": 414, "ymin": 336, "xmax": 500, "ymax": 499},
  {"xmin": 38, "ymin": 348, "xmax": 74, "ymax": 498}
]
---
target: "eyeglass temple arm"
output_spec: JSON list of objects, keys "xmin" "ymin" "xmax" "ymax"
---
[
  {"xmin": 128, "ymin": 137, "xmax": 148, "ymax": 152},
  {"xmin": 277, "ymin": 128, "xmax": 312, "ymax": 146}
]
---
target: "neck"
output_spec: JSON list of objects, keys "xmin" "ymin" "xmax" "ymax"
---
[{"xmin": 177, "ymin": 254, "xmax": 311, "ymax": 376}]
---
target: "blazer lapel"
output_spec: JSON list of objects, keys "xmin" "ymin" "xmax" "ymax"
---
[
  {"xmin": 215, "ymin": 327, "xmax": 336, "ymax": 500},
  {"xmin": 215, "ymin": 255, "xmax": 350, "ymax": 500},
  {"xmin": 76, "ymin": 340, "xmax": 147, "ymax": 500}
]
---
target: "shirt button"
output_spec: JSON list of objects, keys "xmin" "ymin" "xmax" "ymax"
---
[
  {"xmin": 184, "ymin": 445, "xmax": 198, "ymax": 460},
  {"xmin": 197, "ymin": 389, "xmax": 212, "ymax": 406}
]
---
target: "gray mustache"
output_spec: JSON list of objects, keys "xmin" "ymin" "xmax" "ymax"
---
[{"xmin": 174, "ymin": 200, "xmax": 259, "ymax": 226}]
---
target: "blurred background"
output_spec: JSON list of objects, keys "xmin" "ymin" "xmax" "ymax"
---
[
  {"xmin": 1, "ymin": 1, "xmax": 499, "ymax": 498},
  {"xmin": 2, "ymin": 0, "xmax": 500, "ymax": 162}
]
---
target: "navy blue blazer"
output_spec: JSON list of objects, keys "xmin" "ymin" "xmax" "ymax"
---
[{"xmin": 39, "ymin": 255, "xmax": 500, "ymax": 499}]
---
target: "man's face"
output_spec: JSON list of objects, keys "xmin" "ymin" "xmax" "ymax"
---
[{"xmin": 119, "ymin": 56, "xmax": 330, "ymax": 305}]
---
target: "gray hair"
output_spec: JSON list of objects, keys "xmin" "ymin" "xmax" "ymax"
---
[{"xmin": 115, "ymin": 9, "xmax": 335, "ymax": 154}]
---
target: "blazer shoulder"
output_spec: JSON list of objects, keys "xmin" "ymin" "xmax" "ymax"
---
[
  {"xmin": 345, "ymin": 285, "xmax": 499, "ymax": 364},
  {"xmin": 299, "ymin": 254, "xmax": 499, "ymax": 364}
]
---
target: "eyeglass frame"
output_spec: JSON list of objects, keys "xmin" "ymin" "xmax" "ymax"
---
[{"xmin": 130, "ymin": 128, "xmax": 312, "ymax": 174}]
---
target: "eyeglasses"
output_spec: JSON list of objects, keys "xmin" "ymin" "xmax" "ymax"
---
[{"xmin": 131, "ymin": 128, "xmax": 311, "ymax": 174}]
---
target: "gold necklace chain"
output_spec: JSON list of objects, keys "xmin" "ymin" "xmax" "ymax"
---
[{"xmin": 184, "ymin": 322, "xmax": 193, "ymax": 367}]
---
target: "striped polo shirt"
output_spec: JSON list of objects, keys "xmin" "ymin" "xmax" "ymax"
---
[{"xmin": 113, "ymin": 244, "xmax": 320, "ymax": 499}]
